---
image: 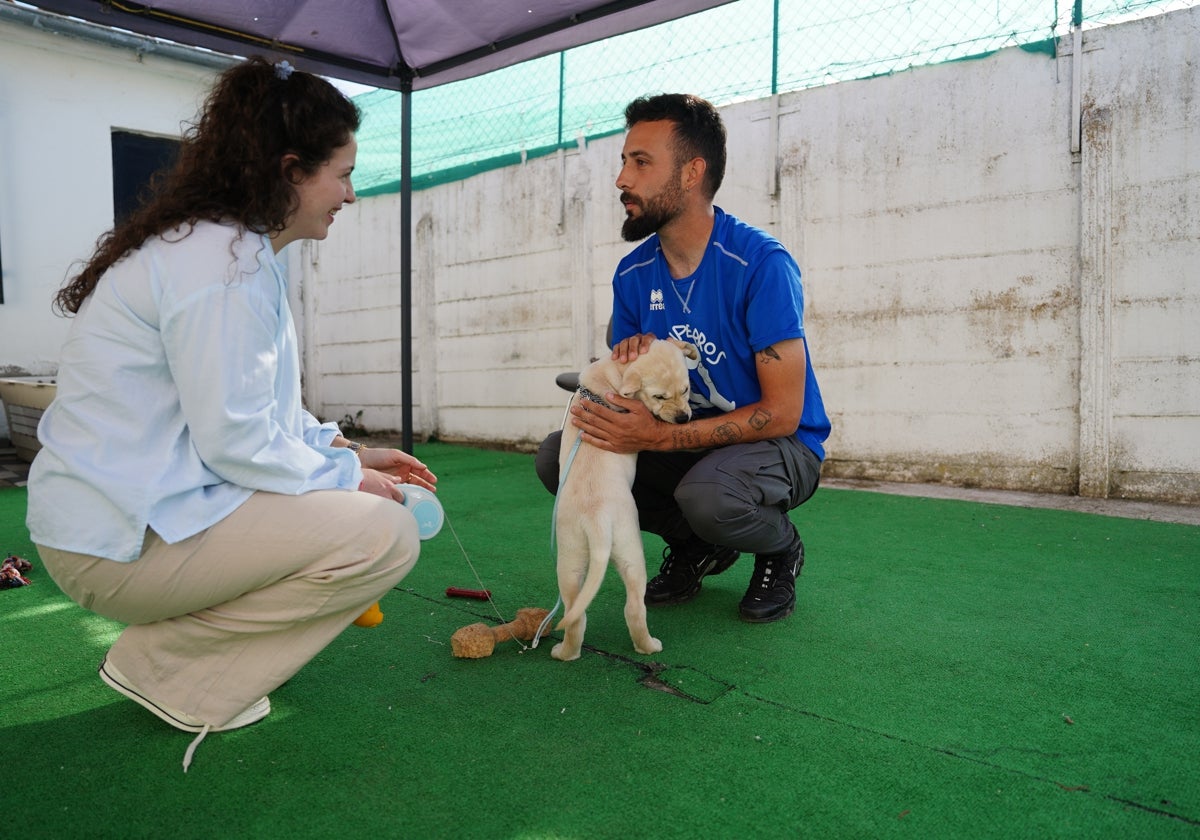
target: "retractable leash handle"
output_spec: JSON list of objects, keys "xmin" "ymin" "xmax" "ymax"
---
[{"xmin": 396, "ymin": 483, "xmax": 444, "ymax": 540}]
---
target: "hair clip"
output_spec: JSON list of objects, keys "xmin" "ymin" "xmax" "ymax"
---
[{"xmin": 274, "ymin": 60, "xmax": 295, "ymax": 80}]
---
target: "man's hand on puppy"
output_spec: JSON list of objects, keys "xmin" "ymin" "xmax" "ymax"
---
[
  {"xmin": 572, "ymin": 393, "xmax": 668, "ymax": 454},
  {"xmin": 610, "ymin": 332, "xmax": 657, "ymax": 365}
]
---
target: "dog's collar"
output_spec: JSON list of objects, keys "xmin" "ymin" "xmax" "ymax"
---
[{"xmin": 576, "ymin": 385, "xmax": 629, "ymax": 413}]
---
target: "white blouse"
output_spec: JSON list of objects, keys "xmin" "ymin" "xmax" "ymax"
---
[{"xmin": 27, "ymin": 221, "xmax": 362, "ymax": 562}]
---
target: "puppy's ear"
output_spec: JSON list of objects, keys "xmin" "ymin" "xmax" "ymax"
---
[
  {"xmin": 668, "ymin": 338, "xmax": 701, "ymax": 364},
  {"xmin": 618, "ymin": 368, "xmax": 644, "ymax": 398},
  {"xmin": 582, "ymin": 358, "xmax": 626, "ymax": 395}
]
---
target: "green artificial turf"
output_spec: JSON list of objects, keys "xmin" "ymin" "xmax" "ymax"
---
[{"xmin": 1, "ymin": 442, "xmax": 1197, "ymax": 839}]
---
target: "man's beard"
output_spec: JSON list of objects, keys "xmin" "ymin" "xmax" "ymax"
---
[{"xmin": 620, "ymin": 179, "xmax": 685, "ymax": 242}]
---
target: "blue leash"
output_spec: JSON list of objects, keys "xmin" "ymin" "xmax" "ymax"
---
[{"xmin": 530, "ymin": 404, "xmax": 585, "ymax": 647}]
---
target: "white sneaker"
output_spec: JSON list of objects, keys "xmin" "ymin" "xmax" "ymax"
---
[{"xmin": 99, "ymin": 658, "xmax": 270, "ymax": 733}]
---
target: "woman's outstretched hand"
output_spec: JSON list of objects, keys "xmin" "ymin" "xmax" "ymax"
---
[{"xmin": 357, "ymin": 448, "xmax": 438, "ymax": 501}]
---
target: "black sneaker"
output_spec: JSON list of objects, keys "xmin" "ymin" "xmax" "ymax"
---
[
  {"xmin": 738, "ymin": 534, "xmax": 805, "ymax": 623},
  {"xmin": 645, "ymin": 544, "xmax": 740, "ymax": 605}
]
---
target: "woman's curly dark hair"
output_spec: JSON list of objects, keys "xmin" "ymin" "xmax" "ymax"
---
[{"xmin": 55, "ymin": 56, "xmax": 361, "ymax": 314}]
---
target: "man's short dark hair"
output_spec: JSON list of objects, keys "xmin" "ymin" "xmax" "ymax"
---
[{"xmin": 624, "ymin": 93, "xmax": 726, "ymax": 199}]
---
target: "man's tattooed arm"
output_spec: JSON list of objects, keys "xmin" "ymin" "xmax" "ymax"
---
[{"xmin": 659, "ymin": 340, "xmax": 800, "ymax": 451}]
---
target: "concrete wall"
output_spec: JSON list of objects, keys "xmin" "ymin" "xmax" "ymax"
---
[
  {"xmin": 1075, "ymin": 10, "xmax": 1200, "ymax": 502},
  {"xmin": 770, "ymin": 47, "xmax": 1073, "ymax": 494},
  {"xmin": 302, "ymin": 6, "xmax": 1199, "ymax": 503}
]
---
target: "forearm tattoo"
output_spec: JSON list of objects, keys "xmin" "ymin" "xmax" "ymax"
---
[
  {"xmin": 711, "ymin": 422, "xmax": 743, "ymax": 445},
  {"xmin": 672, "ymin": 426, "xmax": 705, "ymax": 449},
  {"xmin": 748, "ymin": 408, "xmax": 771, "ymax": 430}
]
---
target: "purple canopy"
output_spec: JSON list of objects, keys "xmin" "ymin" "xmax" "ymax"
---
[
  {"xmin": 22, "ymin": 0, "xmax": 731, "ymax": 90},
  {"xmin": 20, "ymin": 0, "xmax": 731, "ymax": 449}
]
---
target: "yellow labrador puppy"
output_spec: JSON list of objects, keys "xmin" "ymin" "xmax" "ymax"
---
[{"xmin": 551, "ymin": 338, "xmax": 699, "ymax": 661}]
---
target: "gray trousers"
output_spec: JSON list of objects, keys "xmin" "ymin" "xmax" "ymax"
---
[{"xmin": 535, "ymin": 430, "xmax": 821, "ymax": 556}]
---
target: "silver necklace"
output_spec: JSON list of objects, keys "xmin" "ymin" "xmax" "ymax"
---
[{"xmin": 672, "ymin": 278, "xmax": 697, "ymax": 314}]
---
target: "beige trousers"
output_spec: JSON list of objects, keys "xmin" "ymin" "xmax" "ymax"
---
[{"xmin": 38, "ymin": 489, "xmax": 419, "ymax": 727}]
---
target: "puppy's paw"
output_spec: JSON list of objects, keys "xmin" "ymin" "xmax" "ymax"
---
[
  {"xmin": 635, "ymin": 637, "xmax": 663, "ymax": 655},
  {"xmin": 551, "ymin": 642, "xmax": 581, "ymax": 661}
]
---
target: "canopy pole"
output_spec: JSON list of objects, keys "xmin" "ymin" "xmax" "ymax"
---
[{"xmin": 401, "ymin": 82, "xmax": 414, "ymax": 453}]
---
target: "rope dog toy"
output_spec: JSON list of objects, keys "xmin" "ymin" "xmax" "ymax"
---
[{"xmin": 451, "ymin": 607, "xmax": 551, "ymax": 659}]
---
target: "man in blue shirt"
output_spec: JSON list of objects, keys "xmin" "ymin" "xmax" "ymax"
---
[{"xmin": 537, "ymin": 93, "xmax": 829, "ymax": 623}]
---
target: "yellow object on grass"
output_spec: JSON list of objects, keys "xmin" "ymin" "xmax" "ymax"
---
[{"xmin": 354, "ymin": 602, "xmax": 384, "ymax": 627}]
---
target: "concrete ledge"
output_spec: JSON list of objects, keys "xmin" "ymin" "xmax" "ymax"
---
[{"xmin": 0, "ymin": 377, "xmax": 56, "ymax": 463}]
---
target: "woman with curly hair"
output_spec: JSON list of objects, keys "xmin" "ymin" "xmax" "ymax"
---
[{"xmin": 27, "ymin": 57, "xmax": 436, "ymax": 769}]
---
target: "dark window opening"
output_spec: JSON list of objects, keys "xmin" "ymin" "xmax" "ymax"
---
[{"xmin": 111, "ymin": 130, "xmax": 180, "ymax": 224}]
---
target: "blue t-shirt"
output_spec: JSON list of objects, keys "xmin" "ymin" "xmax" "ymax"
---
[{"xmin": 611, "ymin": 207, "xmax": 830, "ymax": 460}]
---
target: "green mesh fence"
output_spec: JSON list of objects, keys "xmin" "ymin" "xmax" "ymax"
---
[{"xmin": 352, "ymin": 0, "xmax": 1194, "ymax": 196}]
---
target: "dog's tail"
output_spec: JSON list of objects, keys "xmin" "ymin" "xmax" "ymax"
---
[{"xmin": 556, "ymin": 535, "xmax": 611, "ymax": 631}]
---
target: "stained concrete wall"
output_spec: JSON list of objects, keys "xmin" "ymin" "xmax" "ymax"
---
[
  {"xmin": 300, "ymin": 6, "xmax": 1199, "ymax": 503},
  {"xmin": 1075, "ymin": 11, "xmax": 1200, "ymax": 502}
]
